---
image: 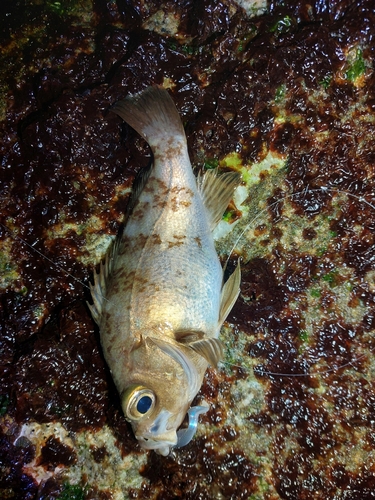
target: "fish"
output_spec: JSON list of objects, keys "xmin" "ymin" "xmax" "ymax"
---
[{"xmin": 88, "ymin": 85, "xmax": 241, "ymax": 456}]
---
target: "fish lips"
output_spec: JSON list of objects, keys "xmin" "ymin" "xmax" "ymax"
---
[
  {"xmin": 136, "ymin": 429, "xmax": 178, "ymax": 456},
  {"xmin": 133, "ymin": 408, "xmax": 177, "ymax": 455},
  {"xmin": 135, "ymin": 404, "xmax": 209, "ymax": 455}
]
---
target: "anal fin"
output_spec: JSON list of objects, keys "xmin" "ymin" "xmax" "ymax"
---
[{"xmin": 219, "ymin": 261, "xmax": 241, "ymax": 326}]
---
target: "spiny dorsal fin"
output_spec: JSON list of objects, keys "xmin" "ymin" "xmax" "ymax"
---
[
  {"xmin": 197, "ymin": 169, "xmax": 241, "ymax": 231},
  {"xmin": 188, "ymin": 338, "xmax": 224, "ymax": 367},
  {"xmin": 87, "ymin": 264, "xmax": 105, "ymax": 325},
  {"xmin": 219, "ymin": 261, "xmax": 241, "ymax": 326},
  {"xmin": 111, "ymin": 86, "xmax": 186, "ymax": 150},
  {"xmin": 87, "ymin": 236, "xmax": 121, "ymax": 324}
]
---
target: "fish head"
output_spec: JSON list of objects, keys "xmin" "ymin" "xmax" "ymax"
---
[
  {"xmin": 120, "ymin": 336, "xmax": 208, "ymax": 456},
  {"xmin": 121, "ymin": 384, "xmax": 179, "ymax": 455}
]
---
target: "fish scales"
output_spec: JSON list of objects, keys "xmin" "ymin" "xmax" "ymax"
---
[
  {"xmin": 123, "ymin": 152, "xmax": 221, "ymax": 333},
  {"xmin": 89, "ymin": 86, "xmax": 241, "ymax": 456}
]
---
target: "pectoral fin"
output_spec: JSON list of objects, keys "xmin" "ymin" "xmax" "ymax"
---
[
  {"xmin": 188, "ymin": 338, "xmax": 224, "ymax": 367},
  {"xmin": 219, "ymin": 262, "xmax": 241, "ymax": 326},
  {"xmin": 175, "ymin": 331, "xmax": 224, "ymax": 366},
  {"xmin": 148, "ymin": 334, "xmax": 223, "ymax": 370},
  {"xmin": 197, "ymin": 169, "xmax": 241, "ymax": 231}
]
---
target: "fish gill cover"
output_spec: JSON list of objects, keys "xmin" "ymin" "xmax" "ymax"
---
[{"xmin": 1, "ymin": 0, "xmax": 375, "ymax": 498}]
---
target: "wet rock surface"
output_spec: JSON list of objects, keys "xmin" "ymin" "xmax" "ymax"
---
[{"xmin": 1, "ymin": 0, "xmax": 375, "ymax": 498}]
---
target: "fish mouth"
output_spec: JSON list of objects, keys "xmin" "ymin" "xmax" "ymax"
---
[
  {"xmin": 135, "ymin": 405, "xmax": 209, "ymax": 455},
  {"xmin": 136, "ymin": 431, "xmax": 177, "ymax": 456}
]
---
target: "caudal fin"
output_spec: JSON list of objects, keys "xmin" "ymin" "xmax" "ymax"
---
[{"xmin": 111, "ymin": 86, "xmax": 186, "ymax": 149}]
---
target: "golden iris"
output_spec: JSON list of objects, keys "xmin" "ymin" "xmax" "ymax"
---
[{"xmin": 122, "ymin": 385, "xmax": 156, "ymax": 420}]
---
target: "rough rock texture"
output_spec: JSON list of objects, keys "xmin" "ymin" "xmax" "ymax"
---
[{"xmin": 1, "ymin": 0, "xmax": 375, "ymax": 498}]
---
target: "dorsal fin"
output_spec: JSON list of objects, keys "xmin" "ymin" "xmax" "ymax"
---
[
  {"xmin": 87, "ymin": 236, "xmax": 121, "ymax": 324},
  {"xmin": 219, "ymin": 261, "xmax": 241, "ymax": 326},
  {"xmin": 197, "ymin": 169, "xmax": 241, "ymax": 231},
  {"xmin": 87, "ymin": 261, "xmax": 106, "ymax": 325}
]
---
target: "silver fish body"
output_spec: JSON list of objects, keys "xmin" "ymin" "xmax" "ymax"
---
[{"xmin": 89, "ymin": 86, "xmax": 241, "ymax": 456}]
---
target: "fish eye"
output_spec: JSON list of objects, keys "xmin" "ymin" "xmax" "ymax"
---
[
  {"xmin": 137, "ymin": 395, "xmax": 153, "ymax": 414},
  {"xmin": 122, "ymin": 386, "xmax": 156, "ymax": 421}
]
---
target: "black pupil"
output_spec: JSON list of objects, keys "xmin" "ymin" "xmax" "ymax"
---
[{"xmin": 137, "ymin": 395, "xmax": 152, "ymax": 414}]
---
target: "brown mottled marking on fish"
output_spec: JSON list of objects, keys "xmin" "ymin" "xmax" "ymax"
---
[
  {"xmin": 151, "ymin": 193, "xmax": 163, "ymax": 205},
  {"xmin": 153, "ymin": 200, "xmax": 169, "ymax": 210},
  {"xmin": 99, "ymin": 312, "xmax": 113, "ymax": 329},
  {"xmin": 165, "ymin": 186, "xmax": 194, "ymax": 211},
  {"xmin": 151, "ymin": 234, "xmax": 162, "ymax": 245},
  {"xmin": 143, "ymin": 184, "xmax": 154, "ymax": 193},
  {"xmin": 170, "ymin": 186, "xmax": 194, "ymax": 197},
  {"xmin": 172, "ymin": 198, "xmax": 192, "ymax": 209},
  {"xmin": 134, "ymin": 233, "xmax": 148, "ymax": 247},
  {"xmin": 134, "ymin": 275, "xmax": 148, "ymax": 284},
  {"xmin": 153, "ymin": 178, "xmax": 169, "ymax": 194},
  {"xmin": 118, "ymin": 235, "xmax": 131, "ymax": 255},
  {"xmin": 111, "ymin": 266, "xmax": 133, "ymax": 281},
  {"xmin": 131, "ymin": 201, "xmax": 150, "ymax": 220},
  {"xmin": 166, "ymin": 145, "xmax": 185, "ymax": 159},
  {"xmin": 107, "ymin": 332, "xmax": 116, "ymax": 342},
  {"xmin": 106, "ymin": 344, "xmax": 113, "ymax": 353},
  {"xmin": 102, "ymin": 311, "xmax": 112, "ymax": 323},
  {"xmin": 131, "ymin": 209, "xmax": 144, "ymax": 220},
  {"xmin": 133, "ymin": 275, "xmax": 149, "ymax": 293},
  {"xmin": 167, "ymin": 240, "xmax": 184, "ymax": 249},
  {"xmin": 169, "ymin": 197, "xmax": 184, "ymax": 212},
  {"xmin": 194, "ymin": 236, "xmax": 202, "ymax": 249},
  {"xmin": 165, "ymin": 234, "xmax": 186, "ymax": 248},
  {"xmin": 109, "ymin": 269, "xmax": 135, "ymax": 294},
  {"xmin": 154, "ymin": 140, "xmax": 184, "ymax": 163},
  {"xmin": 121, "ymin": 235, "xmax": 131, "ymax": 244}
]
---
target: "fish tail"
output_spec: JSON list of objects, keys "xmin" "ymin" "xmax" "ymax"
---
[{"xmin": 111, "ymin": 86, "xmax": 186, "ymax": 150}]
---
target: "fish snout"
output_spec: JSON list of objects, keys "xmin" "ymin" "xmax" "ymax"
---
[{"xmin": 136, "ymin": 429, "xmax": 178, "ymax": 456}]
